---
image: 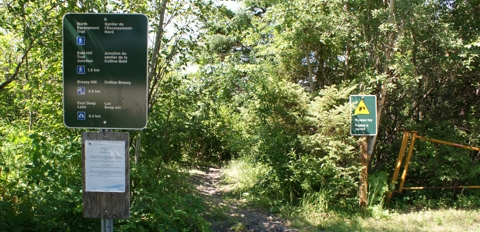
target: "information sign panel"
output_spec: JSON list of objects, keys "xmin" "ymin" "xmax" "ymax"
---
[
  {"xmin": 63, "ymin": 14, "xmax": 148, "ymax": 129},
  {"xmin": 350, "ymin": 95, "xmax": 377, "ymax": 136}
]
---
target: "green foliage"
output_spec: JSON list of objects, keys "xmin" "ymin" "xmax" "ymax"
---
[
  {"xmin": 367, "ymin": 171, "xmax": 389, "ymax": 208},
  {"xmin": 199, "ymin": 0, "xmax": 480, "ymax": 214},
  {"xmin": 2, "ymin": 0, "xmax": 480, "ymax": 230},
  {"xmin": 0, "ymin": 130, "xmax": 95, "ymax": 231},
  {"xmin": 122, "ymin": 164, "xmax": 210, "ymax": 231},
  {"xmin": 0, "ymin": 128, "xmax": 210, "ymax": 231},
  {"xmin": 218, "ymin": 72, "xmax": 361, "ymax": 211},
  {"xmin": 0, "ymin": 0, "xmax": 221, "ymax": 231},
  {"xmin": 292, "ymin": 85, "xmax": 360, "ymax": 210},
  {"xmin": 229, "ymin": 222, "xmax": 247, "ymax": 232},
  {"xmin": 366, "ymin": 171, "xmax": 390, "ymax": 219},
  {"xmin": 143, "ymin": 71, "xmax": 234, "ymax": 167}
]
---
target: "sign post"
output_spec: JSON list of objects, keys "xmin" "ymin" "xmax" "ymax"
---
[
  {"xmin": 63, "ymin": 13, "xmax": 148, "ymax": 230},
  {"xmin": 350, "ymin": 95, "xmax": 377, "ymax": 209}
]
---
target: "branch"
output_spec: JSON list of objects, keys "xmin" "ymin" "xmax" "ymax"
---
[
  {"xmin": 0, "ymin": 40, "xmax": 35, "ymax": 91},
  {"xmin": 149, "ymin": 37, "xmax": 181, "ymax": 108},
  {"xmin": 148, "ymin": 0, "xmax": 169, "ymax": 110},
  {"xmin": 0, "ymin": 2, "xmax": 58, "ymax": 91},
  {"xmin": 148, "ymin": 13, "xmax": 194, "ymax": 110}
]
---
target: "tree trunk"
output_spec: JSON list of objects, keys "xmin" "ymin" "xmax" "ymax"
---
[
  {"xmin": 343, "ymin": 1, "xmax": 350, "ymax": 80},
  {"xmin": 359, "ymin": 137, "xmax": 369, "ymax": 209},
  {"xmin": 367, "ymin": 0, "xmax": 398, "ymax": 156},
  {"xmin": 147, "ymin": 0, "xmax": 169, "ymax": 111},
  {"xmin": 135, "ymin": 133, "xmax": 142, "ymax": 164},
  {"xmin": 305, "ymin": 49, "xmax": 314, "ymax": 93}
]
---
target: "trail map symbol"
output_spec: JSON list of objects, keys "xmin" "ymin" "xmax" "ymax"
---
[{"xmin": 354, "ymin": 100, "xmax": 370, "ymax": 115}]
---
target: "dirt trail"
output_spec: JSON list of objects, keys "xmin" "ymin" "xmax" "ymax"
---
[{"xmin": 190, "ymin": 167, "xmax": 298, "ymax": 232}]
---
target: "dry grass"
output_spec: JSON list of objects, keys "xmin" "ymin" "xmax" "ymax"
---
[
  {"xmin": 355, "ymin": 209, "xmax": 480, "ymax": 232},
  {"xmin": 288, "ymin": 208, "xmax": 480, "ymax": 232}
]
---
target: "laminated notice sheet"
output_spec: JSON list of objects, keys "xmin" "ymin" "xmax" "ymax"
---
[{"xmin": 85, "ymin": 140, "xmax": 126, "ymax": 192}]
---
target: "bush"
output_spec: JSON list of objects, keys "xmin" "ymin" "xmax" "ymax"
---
[
  {"xmin": 223, "ymin": 81, "xmax": 362, "ymax": 212},
  {"xmin": 0, "ymin": 129, "xmax": 210, "ymax": 231},
  {"xmin": 0, "ymin": 130, "xmax": 96, "ymax": 231}
]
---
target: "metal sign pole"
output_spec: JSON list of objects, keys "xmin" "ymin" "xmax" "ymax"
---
[
  {"xmin": 101, "ymin": 218, "xmax": 113, "ymax": 232},
  {"xmin": 100, "ymin": 129, "xmax": 113, "ymax": 232}
]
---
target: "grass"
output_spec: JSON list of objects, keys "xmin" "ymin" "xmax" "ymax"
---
[
  {"xmin": 284, "ymin": 208, "xmax": 480, "ymax": 232},
  {"xmin": 229, "ymin": 222, "xmax": 247, "ymax": 232},
  {"xmin": 222, "ymin": 158, "xmax": 480, "ymax": 232},
  {"xmin": 221, "ymin": 158, "xmax": 268, "ymax": 195},
  {"xmin": 334, "ymin": 209, "xmax": 480, "ymax": 232}
]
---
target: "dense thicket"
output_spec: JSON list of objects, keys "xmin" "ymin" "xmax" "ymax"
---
[{"xmin": 1, "ymin": 0, "xmax": 480, "ymax": 230}]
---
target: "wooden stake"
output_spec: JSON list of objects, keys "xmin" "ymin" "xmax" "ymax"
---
[{"xmin": 359, "ymin": 137, "xmax": 369, "ymax": 209}]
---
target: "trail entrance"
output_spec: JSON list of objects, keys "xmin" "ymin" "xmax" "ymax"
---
[{"xmin": 190, "ymin": 167, "xmax": 297, "ymax": 232}]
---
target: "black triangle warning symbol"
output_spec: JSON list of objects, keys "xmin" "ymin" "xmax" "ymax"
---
[{"xmin": 354, "ymin": 100, "xmax": 370, "ymax": 115}]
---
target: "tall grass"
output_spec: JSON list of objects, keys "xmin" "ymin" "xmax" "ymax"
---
[{"xmin": 222, "ymin": 157, "xmax": 271, "ymax": 203}]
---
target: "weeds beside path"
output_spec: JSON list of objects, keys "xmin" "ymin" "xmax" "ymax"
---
[{"xmin": 190, "ymin": 167, "xmax": 298, "ymax": 232}]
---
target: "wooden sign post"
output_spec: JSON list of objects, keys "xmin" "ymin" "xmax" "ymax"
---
[
  {"xmin": 350, "ymin": 95, "xmax": 377, "ymax": 209},
  {"xmin": 358, "ymin": 137, "xmax": 369, "ymax": 208},
  {"xmin": 82, "ymin": 132, "xmax": 130, "ymax": 231}
]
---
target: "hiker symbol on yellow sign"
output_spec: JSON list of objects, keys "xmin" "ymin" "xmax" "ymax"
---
[{"xmin": 354, "ymin": 100, "xmax": 370, "ymax": 115}]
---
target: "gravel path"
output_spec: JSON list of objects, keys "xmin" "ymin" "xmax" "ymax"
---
[{"xmin": 190, "ymin": 167, "xmax": 299, "ymax": 232}]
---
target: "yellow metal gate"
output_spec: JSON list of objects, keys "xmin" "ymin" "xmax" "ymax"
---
[{"xmin": 387, "ymin": 130, "xmax": 480, "ymax": 202}]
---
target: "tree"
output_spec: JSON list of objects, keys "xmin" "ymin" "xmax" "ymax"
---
[{"xmin": 0, "ymin": 0, "xmax": 213, "ymax": 230}]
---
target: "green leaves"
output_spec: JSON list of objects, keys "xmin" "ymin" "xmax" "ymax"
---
[
  {"xmin": 0, "ymin": 128, "xmax": 88, "ymax": 231},
  {"xmin": 0, "ymin": 0, "xmax": 479, "ymax": 228}
]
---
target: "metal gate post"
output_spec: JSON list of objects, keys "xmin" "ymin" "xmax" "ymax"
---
[
  {"xmin": 398, "ymin": 131, "xmax": 418, "ymax": 193},
  {"xmin": 387, "ymin": 130, "xmax": 411, "ymax": 202}
]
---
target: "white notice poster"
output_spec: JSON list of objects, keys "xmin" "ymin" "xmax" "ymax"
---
[{"xmin": 85, "ymin": 140, "xmax": 126, "ymax": 192}]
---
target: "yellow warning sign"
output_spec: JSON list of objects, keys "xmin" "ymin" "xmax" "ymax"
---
[{"xmin": 354, "ymin": 100, "xmax": 370, "ymax": 115}]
